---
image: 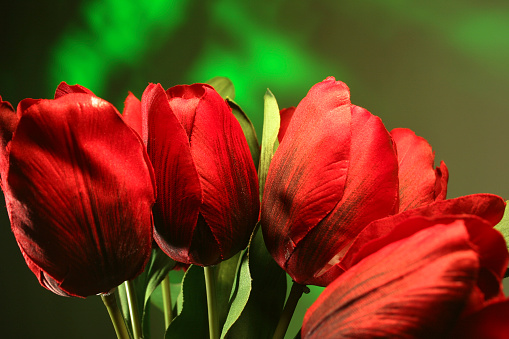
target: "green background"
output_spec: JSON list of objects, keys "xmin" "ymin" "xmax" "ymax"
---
[{"xmin": 1, "ymin": 1, "xmax": 509, "ymax": 337}]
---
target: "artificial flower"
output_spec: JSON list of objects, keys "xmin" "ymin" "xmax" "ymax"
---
[
  {"xmin": 133, "ymin": 83, "xmax": 259, "ymax": 266},
  {"xmin": 302, "ymin": 213, "xmax": 508, "ymax": 338},
  {"xmin": 0, "ymin": 83, "xmax": 156, "ymax": 297},
  {"xmin": 262, "ymin": 77, "xmax": 448, "ymax": 286}
]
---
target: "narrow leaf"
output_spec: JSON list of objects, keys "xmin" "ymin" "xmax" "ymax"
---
[
  {"xmin": 228, "ymin": 99, "xmax": 260, "ymax": 170},
  {"xmin": 165, "ymin": 265, "xmax": 209, "ymax": 338},
  {"xmin": 207, "ymin": 76, "xmax": 235, "ymax": 100},
  {"xmin": 225, "ymin": 225, "xmax": 287, "ymax": 338},
  {"xmin": 259, "ymin": 89, "xmax": 281, "ymax": 201}
]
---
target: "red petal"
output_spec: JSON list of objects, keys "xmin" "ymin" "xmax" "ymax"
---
[
  {"xmin": 141, "ymin": 84, "xmax": 205, "ymax": 264},
  {"xmin": 261, "ymin": 78, "xmax": 353, "ymax": 281},
  {"xmin": 453, "ymin": 299, "xmax": 509, "ymax": 339},
  {"xmin": 302, "ymin": 221, "xmax": 478, "ymax": 339},
  {"xmin": 435, "ymin": 160, "xmax": 449, "ymax": 200},
  {"xmin": 391, "ymin": 128, "xmax": 448, "ymax": 211},
  {"xmin": 277, "ymin": 106, "xmax": 295, "ymax": 142},
  {"xmin": 54, "ymin": 82, "xmax": 96, "ymax": 99},
  {"xmin": 281, "ymin": 105, "xmax": 399, "ymax": 285},
  {"xmin": 6, "ymin": 93, "xmax": 155, "ymax": 297},
  {"xmin": 0, "ymin": 97, "xmax": 17, "ymax": 185},
  {"xmin": 168, "ymin": 84, "xmax": 259, "ymax": 263},
  {"xmin": 122, "ymin": 92, "xmax": 142, "ymax": 136}
]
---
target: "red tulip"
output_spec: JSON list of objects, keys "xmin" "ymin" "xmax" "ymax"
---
[
  {"xmin": 133, "ymin": 83, "xmax": 259, "ymax": 266},
  {"xmin": 302, "ymin": 212, "xmax": 508, "ymax": 338},
  {"xmin": 0, "ymin": 83, "xmax": 156, "ymax": 297},
  {"xmin": 261, "ymin": 77, "xmax": 449, "ymax": 286}
]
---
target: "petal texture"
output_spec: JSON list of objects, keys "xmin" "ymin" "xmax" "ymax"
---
[
  {"xmin": 142, "ymin": 84, "xmax": 204, "ymax": 264},
  {"xmin": 302, "ymin": 221, "xmax": 478, "ymax": 339},
  {"xmin": 6, "ymin": 93, "xmax": 155, "ymax": 297}
]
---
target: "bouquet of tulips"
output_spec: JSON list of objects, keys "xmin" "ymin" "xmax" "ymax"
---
[{"xmin": 1, "ymin": 76, "xmax": 508, "ymax": 338}]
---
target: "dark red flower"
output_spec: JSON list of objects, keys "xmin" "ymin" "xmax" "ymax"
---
[
  {"xmin": 261, "ymin": 77, "xmax": 448, "ymax": 286},
  {"xmin": 0, "ymin": 83, "xmax": 156, "ymax": 297},
  {"xmin": 302, "ymin": 211, "xmax": 508, "ymax": 338},
  {"xmin": 131, "ymin": 83, "xmax": 259, "ymax": 266}
]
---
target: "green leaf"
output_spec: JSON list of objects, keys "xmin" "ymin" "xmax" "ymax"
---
[
  {"xmin": 117, "ymin": 248, "xmax": 176, "ymax": 339},
  {"xmin": 150, "ymin": 269, "xmax": 185, "ymax": 314},
  {"xmin": 224, "ymin": 225, "xmax": 287, "ymax": 339},
  {"xmin": 165, "ymin": 265, "xmax": 209, "ymax": 338},
  {"xmin": 220, "ymin": 251, "xmax": 251, "ymax": 338},
  {"xmin": 494, "ymin": 201, "xmax": 509, "ymax": 253},
  {"xmin": 228, "ymin": 99, "xmax": 261, "ymax": 170},
  {"xmin": 207, "ymin": 76, "xmax": 235, "ymax": 100},
  {"xmin": 258, "ymin": 89, "xmax": 280, "ymax": 201},
  {"xmin": 216, "ymin": 252, "xmax": 243, "ymax": 329}
]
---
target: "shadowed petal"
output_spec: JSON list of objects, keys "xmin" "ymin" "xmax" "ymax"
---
[
  {"xmin": 0, "ymin": 96, "xmax": 17, "ymax": 185},
  {"xmin": 178, "ymin": 84, "xmax": 259, "ymax": 262},
  {"xmin": 452, "ymin": 299, "xmax": 509, "ymax": 338},
  {"xmin": 54, "ymin": 82, "xmax": 95, "ymax": 99},
  {"xmin": 142, "ymin": 84, "xmax": 204, "ymax": 264},
  {"xmin": 302, "ymin": 221, "xmax": 478, "ymax": 339},
  {"xmin": 6, "ymin": 93, "xmax": 155, "ymax": 297}
]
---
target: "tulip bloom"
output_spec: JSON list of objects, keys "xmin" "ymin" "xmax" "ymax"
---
[
  {"xmin": 302, "ymin": 209, "xmax": 508, "ymax": 338},
  {"xmin": 0, "ymin": 83, "xmax": 156, "ymax": 297},
  {"xmin": 262, "ymin": 77, "xmax": 448, "ymax": 286},
  {"xmin": 130, "ymin": 83, "xmax": 259, "ymax": 266}
]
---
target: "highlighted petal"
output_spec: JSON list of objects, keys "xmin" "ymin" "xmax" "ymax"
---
[{"xmin": 6, "ymin": 93, "xmax": 155, "ymax": 297}]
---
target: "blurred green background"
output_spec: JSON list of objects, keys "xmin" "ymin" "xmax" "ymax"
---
[{"xmin": 1, "ymin": 0, "xmax": 509, "ymax": 338}]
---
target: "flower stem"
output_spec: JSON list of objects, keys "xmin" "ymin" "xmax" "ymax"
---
[
  {"xmin": 161, "ymin": 274, "xmax": 173, "ymax": 329},
  {"xmin": 101, "ymin": 291, "xmax": 130, "ymax": 339},
  {"xmin": 124, "ymin": 280, "xmax": 142, "ymax": 339},
  {"xmin": 204, "ymin": 265, "xmax": 219, "ymax": 339},
  {"xmin": 272, "ymin": 282, "xmax": 308, "ymax": 339}
]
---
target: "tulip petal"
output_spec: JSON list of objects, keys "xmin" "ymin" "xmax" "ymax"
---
[
  {"xmin": 452, "ymin": 299, "xmax": 509, "ymax": 339},
  {"xmin": 391, "ymin": 128, "xmax": 448, "ymax": 211},
  {"xmin": 6, "ymin": 93, "xmax": 155, "ymax": 297},
  {"xmin": 302, "ymin": 221, "xmax": 478, "ymax": 339},
  {"xmin": 122, "ymin": 92, "xmax": 142, "ymax": 136},
  {"xmin": 277, "ymin": 106, "xmax": 295, "ymax": 143},
  {"xmin": 262, "ymin": 78, "xmax": 353, "ymax": 278},
  {"xmin": 283, "ymin": 105, "xmax": 399, "ymax": 285},
  {"xmin": 345, "ymin": 194, "xmax": 506, "ymax": 270},
  {"xmin": 0, "ymin": 97, "xmax": 17, "ymax": 184},
  {"xmin": 142, "ymin": 84, "xmax": 205, "ymax": 264},
  {"xmin": 168, "ymin": 84, "xmax": 259, "ymax": 262},
  {"xmin": 54, "ymin": 82, "xmax": 95, "ymax": 98}
]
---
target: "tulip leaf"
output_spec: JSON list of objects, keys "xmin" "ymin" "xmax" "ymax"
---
[
  {"xmin": 259, "ymin": 89, "xmax": 281, "ymax": 201},
  {"xmin": 220, "ymin": 250, "xmax": 251, "ymax": 338},
  {"xmin": 207, "ymin": 76, "xmax": 235, "ymax": 100},
  {"xmin": 223, "ymin": 224, "xmax": 287, "ymax": 338},
  {"xmin": 216, "ymin": 252, "xmax": 243, "ymax": 330},
  {"xmin": 117, "ymin": 248, "xmax": 177, "ymax": 339},
  {"xmin": 494, "ymin": 201, "xmax": 509, "ymax": 254},
  {"xmin": 165, "ymin": 265, "xmax": 209, "ymax": 338},
  {"xmin": 228, "ymin": 99, "xmax": 261, "ymax": 170}
]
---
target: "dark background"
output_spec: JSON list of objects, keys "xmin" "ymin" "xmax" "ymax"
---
[{"xmin": 2, "ymin": 1, "xmax": 509, "ymax": 337}]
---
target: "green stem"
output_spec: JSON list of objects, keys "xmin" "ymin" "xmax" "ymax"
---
[
  {"xmin": 101, "ymin": 291, "xmax": 130, "ymax": 339},
  {"xmin": 161, "ymin": 274, "xmax": 174, "ymax": 329},
  {"xmin": 125, "ymin": 280, "xmax": 142, "ymax": 339},
  {"xmin": 272, "ymin": 282, "xmax": 308, "ymax": 339},
  {"xmin": 204, "ymin": 265, "xmax": 219, "ymax": 339}
]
